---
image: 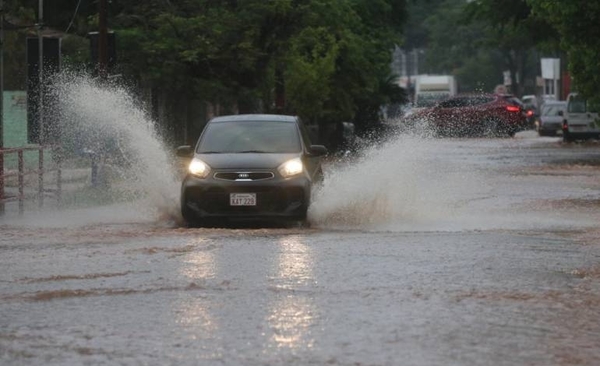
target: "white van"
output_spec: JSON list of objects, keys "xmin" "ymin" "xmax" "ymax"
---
[{"xmin": 562, "ymin": 93, "xmax": 600, "ymax": 142}]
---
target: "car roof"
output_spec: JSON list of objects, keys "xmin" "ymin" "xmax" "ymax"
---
[
  {"xmin": 543, "ymin": 100, "xmax": 566, "ymax": 105},
  {"xmin": 209, "ymin": 114, "xmax": 298, "ymax": 123}
]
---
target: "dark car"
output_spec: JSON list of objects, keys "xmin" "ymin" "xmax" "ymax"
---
[
  {"xmin": 406, "ymin": 94, "xmax": 528, "ymax": 137},
  {"xmin": 177, "ymin": 114, "xmax": 327, "ymax": 227},
  {"xmin": 536, "ymin": 100, "xmax": 567, "ymax": 136}
]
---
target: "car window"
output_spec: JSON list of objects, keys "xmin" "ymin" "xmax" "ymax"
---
[
  {"xmin": 541, "ymin": 104, "xmax": 565, "ymax": 116},
  {"xmin": 438, "ymin": 98, "xmax": 465, "ymax": 108},
  {"xmin": 465, "ymin": 96, "xmax": 494, "ymax": 106},
  {"xmin": 501, "ymin": 96, "xmax": 524, "ymax": 107},
  {"xmin": 197, "ymin": 120, "xmax": 302, "ymax": 153},
  {"xmin": 568, "ymin": 95, "xmax": 587, "ymax": 113},
  {"xmin": 298, "ymin": 120, "xmax": 313, "ymax": 149}
]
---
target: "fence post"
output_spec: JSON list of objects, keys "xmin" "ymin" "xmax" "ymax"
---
[
  {"xmin": 56, "ymin": 147, "xmax": 62, "ymax": 207},
  {"xmin": 18, "ymin": 150, "xmax": 24, "ymax": 215},
  {"xmin": 38, "ymin": 148, "xmax": 44, "ymax": 208}
]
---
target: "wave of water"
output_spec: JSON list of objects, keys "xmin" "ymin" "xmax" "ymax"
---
[
  {"xmin": 53, "ymin": 72, "xmax": 181, "ymax": 224},
  {"xmin": 7, "ymin": 72, "xmax": 596, "ymax": 232},
  {"xmin": 308, "ymin": 132, "xmax": 484, "ymax": 231}
]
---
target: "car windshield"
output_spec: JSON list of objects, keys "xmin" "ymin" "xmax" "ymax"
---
[
  {"xmin": 568, "ymin": 95, "xmax": 587, "ymax": 113},
  {"xmin": 197, "ymin": 120, "xmax": 302, "ymax": 153},
  {"xmin": 541, "ymin": 104, "xmax": 565, "ymax": 116}
]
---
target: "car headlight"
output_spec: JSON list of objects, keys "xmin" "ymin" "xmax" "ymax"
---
[
  {"xmin": 188, "ymin": 158, "xmax": 211, "ymax": 178},
  {"xmin": 278, "ymin": 158, "xmax": 303, "ymax": 178}
]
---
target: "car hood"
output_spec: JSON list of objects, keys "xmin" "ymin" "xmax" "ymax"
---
[{"xmin": 197, "ymin": 153, "xmax": 300, "ymax": 170}]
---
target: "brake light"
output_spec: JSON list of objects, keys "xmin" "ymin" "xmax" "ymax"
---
[
  {"xmin": 526, "ymin": 110, "xmax": 534, "ymax": 117},
  {"xmin": 506, "ymin": 105, "xmax": 521, "ymax": 112}
]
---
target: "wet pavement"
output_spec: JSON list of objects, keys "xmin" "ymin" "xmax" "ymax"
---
[{"xmin": 1, "ymin": 133, "xmax": 600, "ymax": 365}]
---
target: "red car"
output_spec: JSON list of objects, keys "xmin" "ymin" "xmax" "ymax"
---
[{"xmin": 405, "ymin": 94, "xmax": 529, "ymax": 137}]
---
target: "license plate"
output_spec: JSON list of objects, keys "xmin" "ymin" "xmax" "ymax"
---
[{"xmin": 230, "ymin": 193, "xmax": 256, "ymax": 206}]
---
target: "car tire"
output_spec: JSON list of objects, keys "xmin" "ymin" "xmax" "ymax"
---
[
  {"xmin": 181, "ymin": 202, "xmax": 201, "ymax": 228},
  {"xmin": 298, "ymin": 214, "xmax": 310, "ymax": 228}
]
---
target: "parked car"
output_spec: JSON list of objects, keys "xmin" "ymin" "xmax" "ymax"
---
[
  {"xmin": 536, "ymin": 100, "xmax": 567, "ymax": 136},
  {"xmin": 404, "ymin": 94, "xmax": 528, "ymax": 137},
  {"xmin": 562, "ymin": 93, "xmax": 600, "ymax": 142},
  {"xmin": 177, "ymin": 114, "xmax": 327, "ymax": 227}
]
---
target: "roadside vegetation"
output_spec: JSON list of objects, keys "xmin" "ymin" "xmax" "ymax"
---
[{"xmin": 2, "ymin": 0, "xmax": 599, "ymax": 147}]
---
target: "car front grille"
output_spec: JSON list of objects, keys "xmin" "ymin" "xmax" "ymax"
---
[
  {"xmin": 188, "ymin": 186, "xmax": 305, "ymax": 214},
  {"xmin": 214, "ymin": 172, "xmax": 275, "ymax": 181}
]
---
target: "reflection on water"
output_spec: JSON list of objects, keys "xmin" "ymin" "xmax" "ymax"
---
[
  {"xmin": 275, "ymin": 236, "xmax": 314, "ymax": 288},
  {"xmin": 175, "ymin": 239, "xmax": 218, "ymax": 342},
  {"xmin": 180, "ymin": 239, "xmax": 216, "ymax": 280},
  {"xmin": 267, "ymin": 236, "xmax": 317, "ymax": 350},
  {"xmin": 268, "ymin": 296, "xmax": 316, "ymax": 348},
  {"xmin": 175, "ymin": 297, "xmax": 218, "ymax": 337}
]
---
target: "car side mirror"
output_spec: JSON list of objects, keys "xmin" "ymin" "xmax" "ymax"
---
[
  {"xmin": 310, "ymin": 145, "xmax": 328, "ymax": 157},
  {"xmin": 176, "ymin": 145, "xmax": 194, "ymax": 157},
  {"xmin": 557, "ymin": 110, "xmax": 564, "ymax": 116}
]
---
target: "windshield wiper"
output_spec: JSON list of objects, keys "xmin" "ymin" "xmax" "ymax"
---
[
  {"xmin": 198, "ymin": 151, "xmax": 223, "ymax": 154},
  {"xmin": 237, "ymin": 150, "xmax": 268, "ymax": 153}
]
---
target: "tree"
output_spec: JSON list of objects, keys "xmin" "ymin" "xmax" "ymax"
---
[
  {"xmin": 4, "ymin": 0, "xmax": 410, "ymax": 146},
  {"xmin": 112, "ymin": 0, "xmax": 408, "ymax": 139},
  {"xmin": 528, "ymin": 0, "xmax": 600, "ymax": 102},
  {"xmin": 464, "ymin": 0, "xmax": 555, "ymax": 96},
  {"xmin": 424, "ymin": 0, "xmax": 505, "ymax": 93}
]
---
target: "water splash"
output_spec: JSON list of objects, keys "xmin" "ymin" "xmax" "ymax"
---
[
  {"xmin": 53, "ymin": 71, "xmax": 181, "ymax": 223},
  {"xmin": 308, "ymin": 129, "xmax": 491, "ymax": 231}
]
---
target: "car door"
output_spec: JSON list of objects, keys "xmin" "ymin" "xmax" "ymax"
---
[
  {"xmin": 588, "ymin": 100, "xmax": 600, "ymax": 132},
  {"xmin": 431, "ymin": 98, "xmax": 461, "ymax": 126},
  {"xmin": 566, "ymin": 94, "xmax": 596, "ymax": 132}
]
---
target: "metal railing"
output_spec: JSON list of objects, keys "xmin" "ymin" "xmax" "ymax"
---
[{"xmin": 0, "ymin": 146, "xmax": 61, "ymax": 215}]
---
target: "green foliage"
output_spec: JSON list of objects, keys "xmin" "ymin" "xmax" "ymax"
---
[
  {"xmin": 110, "ymin": 0, "xmax": 408, "ymax": 135},
  {"xmin": 461, "ymin": 0, "xmax": 555, "ymax": 96},
  {"xmin": 403, "ymin": 0, "xmax": 446, "ymax": 50},
  {"xmin": 285, "ymin": 27, "xmax": 339, "ymax": 121},
  {"xmin": 5, "ymin": 0, "xmax": 409, "ymax": 143},
  {"xmin": 412, "ymin": 0, "xmax": 559, "ymax": 95},
  {"xmin": 528, "ymin": 0, "xmax": 600, "ymax": 103}
]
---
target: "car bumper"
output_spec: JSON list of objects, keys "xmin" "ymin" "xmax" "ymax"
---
[
  {"xmin": 563, "ymin": 131, "xmax": 600, "ymax": 140},
  {"xmin": 181, "ymin": 174, "xmax": 311, "ymax": 220},
  {"xmin": 540, "ymin": 122, "xmax": 562, "ymax": 131}
]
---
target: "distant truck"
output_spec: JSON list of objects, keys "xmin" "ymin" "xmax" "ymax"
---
[{"xmin": 413, "ymin": 75, "xmax": 457, "ymax": 108}]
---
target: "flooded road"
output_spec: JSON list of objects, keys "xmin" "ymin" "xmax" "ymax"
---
[{"xmin": 1, "ymin": 133, "xmax": 600, "ymax": 365}]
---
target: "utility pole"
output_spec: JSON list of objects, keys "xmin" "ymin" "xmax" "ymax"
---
[
  {"xmin": 90, "ymin": 0, "xmax": 108, "ymax": 187},
  {"xmin": 37, "ymin": 0, "xmax": 44, "ymax": 144},
  {"xmin": 98, "ymin": 0, "xmax": 108, "ymax": 80},
  {"xmin": 0, "ymin": 0, "xmax": 5, "ymax": 215}
]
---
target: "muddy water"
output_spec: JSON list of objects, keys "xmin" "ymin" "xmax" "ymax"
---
[{"xmin": 1, "ymin": 134, "xmax": 600, "ymax": 365}]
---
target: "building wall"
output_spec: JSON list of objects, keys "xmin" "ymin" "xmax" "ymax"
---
[
  {"xmin": 3, "ymin": 91, "xmax": 28, "ymax": 148},
  {"xmin": 2, "ymin": 91, "xmax": 47, "ymax": 170}
]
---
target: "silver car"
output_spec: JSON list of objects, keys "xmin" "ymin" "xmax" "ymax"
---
[{"xmin": 537, "ymin": 100, "xmax": 567, "ymax": 136}]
